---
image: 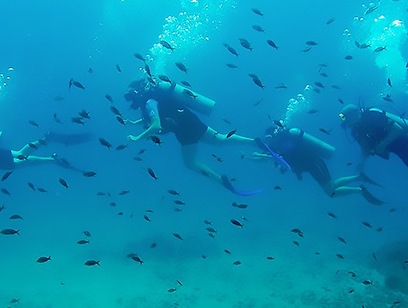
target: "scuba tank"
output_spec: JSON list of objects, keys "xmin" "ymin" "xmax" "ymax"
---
[
  {"xmin": 288, "ymin": 128, "xmax": 335, "ymax": 159},
  {"xmin": 156, "ymin": 82, "xmax": 216, "ymax": 116}
]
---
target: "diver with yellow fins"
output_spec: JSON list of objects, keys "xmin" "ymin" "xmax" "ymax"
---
[
  {"xmin": 124, "ymin": 78, "xmax": 262, "ymax": 196},
  {"xmin": 249, "ymin": 125, "xmax": 384, "ymax": 205}
]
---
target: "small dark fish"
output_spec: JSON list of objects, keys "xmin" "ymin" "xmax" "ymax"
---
[
  {"xmin": 37, "ymin": 187, "xmax": 47, "ymax": 193},
  {"xmin": 251, "ymin": 8, "xmax": 264, "ymax": 17},
  {"xmin": 176, "ymin": 279, "xmax": 183, "ymax": 286},
  {"xmin": 72, "ymin": 79, "xmax": 85, "ymax": 90},
  {"xmin": 143, "ymin": 215, "xmax": 151, "ymax": 222},
  {"xmin": 175, "ymin": 62, "xmax": 188, "ymax": 74},
  {"xmin": 233, "ymin": 260, "xmax": 242, "ymax": 265},
  {"xmin": 167, "ymin": 288, "xmax": 177, "ymax": 293},
  {"xmin": 0, "ymin": 204, "xmax": 5, "ymax": 212},
  {"xmin": 134, "ymin": 53, "xmax": 146, "ymax": 62},
  {"xmin": 226, "ymin": 129, "xmax": 237, "ymax": 138},
  {"xmin": 266, "ymin": 39, "xmax": 278, "ymax": 50},
  {"xmin": 387, "ymin": 78, "xmax": 392, "ymax": 87},
  {"xmin": 98, "ymin": 138, "xmax": 112, "ymax": 149},
  {"xmin": 118, "ymin": 190, "xmax": 129, "ymax": 196},
  {"xmin": 306, "ymin": 41, "xmax": 318, "ymax": 46},
  {"xmin": 225, "ymin": 44, "xmax": 239, "ymax": 57},
  {"xmin": 84, "ymin": 260, "xmax": 100, "ymax": 266},
  {"xmin": 168, "ymin": 189, "xmax": 180, "ymax": 196},
  {"xmin": 232, "ymin": 202, "xmax": 248, "ymax": 209},
  {"xmin": 71, "ymin": 117, "xmax": 85, "ymax": 125},
  {"xmin": 319, "ymin": 128, "xmax": 332, "ymax": 135},
  {"xmin": 58, "ymin": 178, "xmax": 68, "ymax": 189},
  {"xmin": 115, "ymin": 144, "xmax": 128, "ymax": 151},
  {"xmin": 145, "ymin": 63, "xmax": 152, "ymax": 77},
  {"xmin": 314, "ymin": 81, "xmax": 325, "ymax": 88},
  {"xmin": 180, "ymin": 80, "xmax": 192, "ymax": 88},
  {"xmin": 362, "ymin": 280, "xmax": 373, "ymax": 285},
  {"xmin": 301, "ymin": 47, "xmax": 312, "ymax": 52},
  {"xmin": 116, "ymin": 116, "xmax": 126, "ymax": 126},
  {"xmin": 158, "ymin": 74, "xmax": 172, "ymax": 83},
  {"xmin": 150, "ymin": 242, "xmax": 157, "ymax": 249},
  {"xmin": 147, "ymin": 167, "xmax": 158, "ymax": 180},
  {"xmin": 83, "ymin": 171, "xmax": 97, "ymax": 177},
  {"xmin": 182, "ymin": 89, "xmax": 198, "ymax": 99},
  {"xmin": 159, "ymin": 40, "xmax": 174, "ymax": 51},
  {"xmin": 239, "ymin": 38, "xmax": 253, "ymax": 51},
  {"xmin": 10, "ymin": 299, "xmax": 19, "ymax": 304},
  {"xmin": 150, "ymin": 135, "xmax": 163, "ymax": 145},
  {"xmin": 131, "ymin": 255, "xmax": 144, "ymax": 265},
  {"xmin": 1, "ymin": 188, "xmax": 11, "ymax": 196},
  {"xmin": 344, "ymin": 55, "xmax": 353, "ymax": 60},
  {"xmin": 226, "ymin": 63, "xmax": 238, "ymax": 69},
  {"xmin": 327, "ymin": 212, "xmax": 337, "ymax": 219},
  {"xmin": 266, "ymin": 256, "xmax": 275, "ymax": 260},
  {"xmin": 204, "ymin": 220, "xmax": 212, "ymax": 225},
  {"xmin": 9, "ymin": 214, "xmax": 23, "ymax": 220},
  {"xmin": 338, "ymin": 236, "xmax": 347, "ymax": 244},
  {"xmin": 28, "ymin": 142, "xmax": 38, "ymax": 149},
  {"xmin": 83, "ymin": 230, "xmax": 92, "ymax": 237},
  {"xmin": 252, "ymin": 25, "xmax": 265, "ymax": 32},
  {"xmin": 79, "ymin": 110, "xmax": 91, "ymax": 119},
  {"xmin": 338, "ymin": 98, "xmax": 344, "ymax": 104},
  {"xmin": 224, "ymin": 249, "xmax": 232, "ymax": 255},
  {"xmin": 88, "ymin": 67, "xmax": 93, "ymax": 73},
  {"xmin": 374, "ymin": 46, "xmax": 386, "ymax": 52},
  {"xmin": 274, "ymin": 185, "xmax": 282, "ymax": 190},
  {"xmin": 308, "ymin": 109, "xmax": 319, "ymax": 114},
  {"xmin": 230, "ymin": 219, "xmax": 244, "ymax": 228},
  {"xmin": 105, "ymin": 94, "xmax": 114, "ymax": 103},
  {"xmin": 37, "ymin": 256, "xmax": 51, "ymax": 263},
  {"xmin": 53, "ymin": 113, "xmax": 63, "ymax": 124},
  {"xmin": 1, "ymin": 171, "xmax": 13, "ymax": 181},
  {"xmin": 206, "ymin": 227, "xmax": 217, "ymax": 233},
  {"xmin": 1, "ymin": 228, "xmax": 19, "ymax": 235},
  {"xmin": 115, "ymin": 64, "xmax": 121, "ymax": 73},
  {"xmin": 336, "ymin": 253, "xmax": 345, "ymax": 259},
  {"xmin": 174, "ymin": 200, "xmax": 185, "ymax": 206},
  {"xmin": 372, "ymin": 252, "xmax": 377, "ymax": 261},
  {"xmin": 326, "ymin": 17, "xmax": 335, "ymax": 25},
  {"xmin": 77, "ymin": 240, "xmax": 90, "ymax": 245},
  {"xmin": 28, "ymin": 120, "xmax": 39, "ymax": 128},
  {"xmin": 293, "ymin": 241, "xmax": 300, "ymax": 246},
  {"xmin": 275, "ymin": 83, "xmax": 288, "ymax": 89},
  {"xmin": 173, "ymin": 233, "xmax": 183, "ymax": 240},
  {"xmin": 252, "ymin": 76, "xmax": 265, "ymax": 89},
  {"xmin": 362, "ymin": 221, "xmax": 373, "ymax": 228}
]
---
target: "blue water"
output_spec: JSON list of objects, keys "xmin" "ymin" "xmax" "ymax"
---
[{"xmin": 1, "ymin": 0, "xmax": 408, "ymax": 307}]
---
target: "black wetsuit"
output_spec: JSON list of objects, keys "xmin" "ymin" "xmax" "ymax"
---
[
  {"xmin": 351, "ymin": 109, "xmax": 408, "ymax": 166},
  {"xmin": 141, "ymin": 87, "xmax": 208, "ymax": 145},
  {"xmin": 0, "ymin": 148, "xmax": 15, "ymax": 170},
  {"xmin": 267, "ymin": 129, "xmax": 331, "ymax": 185}
]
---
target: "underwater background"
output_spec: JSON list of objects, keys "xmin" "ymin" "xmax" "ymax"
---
[{"xmin": 1, "ymin": 0, "xmax": 408, "ymax": 307}]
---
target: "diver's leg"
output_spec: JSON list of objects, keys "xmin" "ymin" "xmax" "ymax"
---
[
  {"xmin": 181, "ymin": 143, "xmax": 222, "ymax": 183},
  {"xmin": 333, "ymin": 175, "xmax": 361, "ymax": 187},
  {"xmin": 15, "ymin": 139, "xmax": 46, "ymax": 156},
  {"xmin": 201, "ymin": 127, "xmax": 255, "ymax": 146},
  {"xmin": 13, "ymin": 154, "xmax": 54, "ymax": 168}
]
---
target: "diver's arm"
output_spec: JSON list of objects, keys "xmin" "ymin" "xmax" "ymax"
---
[{"xmin": 128, "ymin": 115, "xmax": 162, "ymax": 142}]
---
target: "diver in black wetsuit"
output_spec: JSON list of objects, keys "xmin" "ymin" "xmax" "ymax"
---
[
  {"xmin": 248, "ymin": 126, "xmax": 384, "ymax": 205},
  {"xmin": 339, "ymin": 104, "xmax": 408, "ymax": 169},
  {"xmin": 124, "ymin": 78, "xmax": 259, "ymax": 195}
]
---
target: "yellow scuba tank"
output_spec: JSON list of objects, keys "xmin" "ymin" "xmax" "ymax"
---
[
  {"xmin": 288, "ymin": 128, "xmax": 335, "ymax": 159},
  {"xmin": 156, "ymin": 82, "xmax": 216, "ymax": 116}
]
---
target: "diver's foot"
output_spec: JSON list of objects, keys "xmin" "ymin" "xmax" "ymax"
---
[
  {"xmin": 221, "ymin": 174, "xmax": 262, "ymax": 196},
  {"xmin": 359, "ymin": 172, "xmax": 383, "ymax": 187},
  {"xmin": 360, "ymin": 184, "xmax": 385, "ymax": 205}
]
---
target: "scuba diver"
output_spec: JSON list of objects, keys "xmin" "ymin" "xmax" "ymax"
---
[
  {"xmin": 124, "ymin": 78, "xmax": 261, "ymax": 196},
  {"xmin": 0, "ymin": 131, "xmax": 91, "ymax": 172},
  {"xmin": 247, "ymin": 126, "xmax": 384, "ymax": 205},
  {"xmin": 339, "ymin": 104, "xmax": 408, "ymax": 170}
]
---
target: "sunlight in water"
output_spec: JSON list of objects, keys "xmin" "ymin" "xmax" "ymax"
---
[{"xmin": 149, "ymin": 0, "xmax": 236, "ymax": 74}]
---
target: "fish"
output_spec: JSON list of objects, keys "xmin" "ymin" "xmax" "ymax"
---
[
  {"xmin": 105, "ymin": 94, "xmax": 114, "ymax": 103},
  {"xmin": 115, "ymin": 64, "xmax": 121, "ymax": 73},
  {"xmin": 173, "ymin": 233, "xmax": 183, "ymax": 240},
  {"xmin": 362, "ymin": 221, "xmax": 373, "ymax": 228},
  {"xmin": 387, "ymin": 78, "xmax": 392, "ymax": 87},
  {"xmin": 233, "ymin": 260, "xmax": 242, "ymax": 265},
  {"xmin": 159, "ymin": 40, "xmax": 174, "ymax": 51},
  {"xmin": 88, "ymin": 67, "xmax": 93, "ymax": 73},
  {"xmin": 182, "ymin": 89, "xmax": 198, "ymax": 99},
  {"xmin": 1, "ymin": 171, "xmax": 13, "ymax": 181},
  {"xmin": 158, "ymin": 75, "xmax": 172, "ymax": 83},
  {"xmin": 338, "ymin": 236, "xmax": 347, "ymax": 244},
  {"xmin": 266, "ymin": 39, "xmax": 278, "ymax": 50},
  {"xmin": 150, "ymin": 242, "xmax": 157, "ymax": 249},
  {"xmin": 344, "ymin": 55, "xmax": 353, "ymax": 60},
  {"xmin": 174, "ymin": 200, "xmax": 185, "ymax": 205},
  {"xmin": 327, "ymin": 212, "xmax": 337, "ymax": 219},
  {"xmin": 362, "ymin": 280, "xmax": 373, "ymax": 285},
  {"xmin": 180, "ymin": 80, "xmax": 192, "ymax": 88},
  {"xmin": 224, "ymin": 249, "xmax": 232, "ymax": 255},
  {"xmin": 144, "ymin": 215, "xmax": 151, "ymax": 222},
  {"xmin": 70, "ymin": 79, "xmax": 85, "ymax": 90},
  {"xmin": 1, "ymin": 188, "xmax": 11, "ymax": 196},
  {"xmin": 150, "ymin": 135, "xmax": 163, "ymax": 145},
  {"xmin": 336, "ymin": 253, "xmax": 345, "ymax": 259},
  {"xmin": 319, "ymin": 128, "xmax": 332, "ymax": 135},
  {"xmin": 239, "ymin": 38, "xmax": 253, "ymax": 51},
  {"xmin": 77, "ymin": 240, "xmax": 90, "ymax": 245},
  {"xmin": 364, "ymin": 4, "xmax": 378, "ymax": 15},
  {"xmin": 9, "ymin": 214, "xmax": 23, "ymax": 220},
  {"xmin": 118, "ymin": 190, "xmax": 129, "ymax": 196},
  {"xmin": 306, "ymin": 41, "xmax": 318, "ymax": 46},
  {"xmin": 147, "ymin": 167, "xmax": 158, "ymax": 180},
  {"xmin": 293, "ymin": 241, "xmax": 300, "ymax": 246},
  {"xmin": 53, "ymin": 113, "xmax": 63, "ymax": 124},
  {"xmin": 37, "ymin": 187, "xmax": 47, "ymax": 193},
  {"xmin": 116, "ymin": 116, "xmax": 126, "ymax": 126},
  {"xmin": 251, "ymin": 76, "xmax": 265, "ymax": 89},
  {"xmin": 230, "ymin": 219, "xmax": 244, "ymax": 228},
  {"xmin": 168, "ymin": 189, "xmax": 180, "ymax": 196},
  {"xmin": 134, "ymin": 53, "xmax": 146, "ymax": 62},
  {"xmin": 314, "ymin": 81, "xmax": 325, "ymax": 88},
  {"xmin": 0, "ymin": 204, "xmax": 6, "ymax": 212},
  {"xmin": 226, "ymin": 63, "xmax": 238, "ymax": 69},
  {"xmin": 58, "ymin": 178, "xmax": 68, "ymax": 189},
  {"xmin": 28, "ymin": 120, "xmax": 39, "ymax": 128},
  {"xmin": 168, "ymin": 288, "xmax": 177, "ymax": 293},
  {"xmin": 252, "ymin": 25, "xmax": 265, "ymax": 32},
  {"xmin": 226, "ymin": 129, "xmax": 237, "ymax": 138},
  {"xmin": 224, "ymin": 44, "xmax": 239, "ymax": 57},
  {"xmin": 275, "ymin": 83, "xmax": 287, "ymax": 89},
  {"xmin": 83, "ymin": 171, "xmax": 96, "ymax": 177},
  {"xmin": 131, "ymin": 255, "xmax": 144, "ymax": 265},
  {"xmin": 98, "ymin": 138, "xmax": 112, "ymax": 149},
  {"xmin": 232, "ymin": 202, "xmax": 248, "ymax": 209},
  {"xmin": 175, "ymin": 62, "xmax": 188, "ymax": 74},
  {"xmin": 144, "ymin": 63, "xmax": 152, "ymax": 77},
  {"xmin": 251, "ymin": 8, "xmax": 264, "ymax": 17},
  {"xmin": 71, "ymin": 117, "xmax": 85, "ymax": 125},
  {"xmin": 84, "ymin": 260, "xmax": 100, "ymax": 266},
  {"xmin": 0, "ymin": 228, "xmax": 19, "ymax": 235},
  {"xmin": 83, "ymin": 230, "xmax": 92, "ymax": 237},
  {"xmin": 79, "ymin": 110, "xmax": 90, "ymax": 119},
  {"xmin": 37, "ymin": 256, "xmax": 51, "ymax": 263},
  {"xmin": 326, "ymin": 17, "xmax": 335, "ymax": 25},
  {"xmin": 374, "ymin": 46, "xmax": 386, "ymax": 52},
  {"xmin": 301, "ymin": 47, "xmax": 312, "ymax": 52}
]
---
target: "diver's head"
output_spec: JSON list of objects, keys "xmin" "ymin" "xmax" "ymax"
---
[
  {"xmin": 339, "ymin": 104, "xmax": 360, "ymax": 127},
  {"xmin": 124, "ymin": 78, "xmax": 151, "ymax": 109}
]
